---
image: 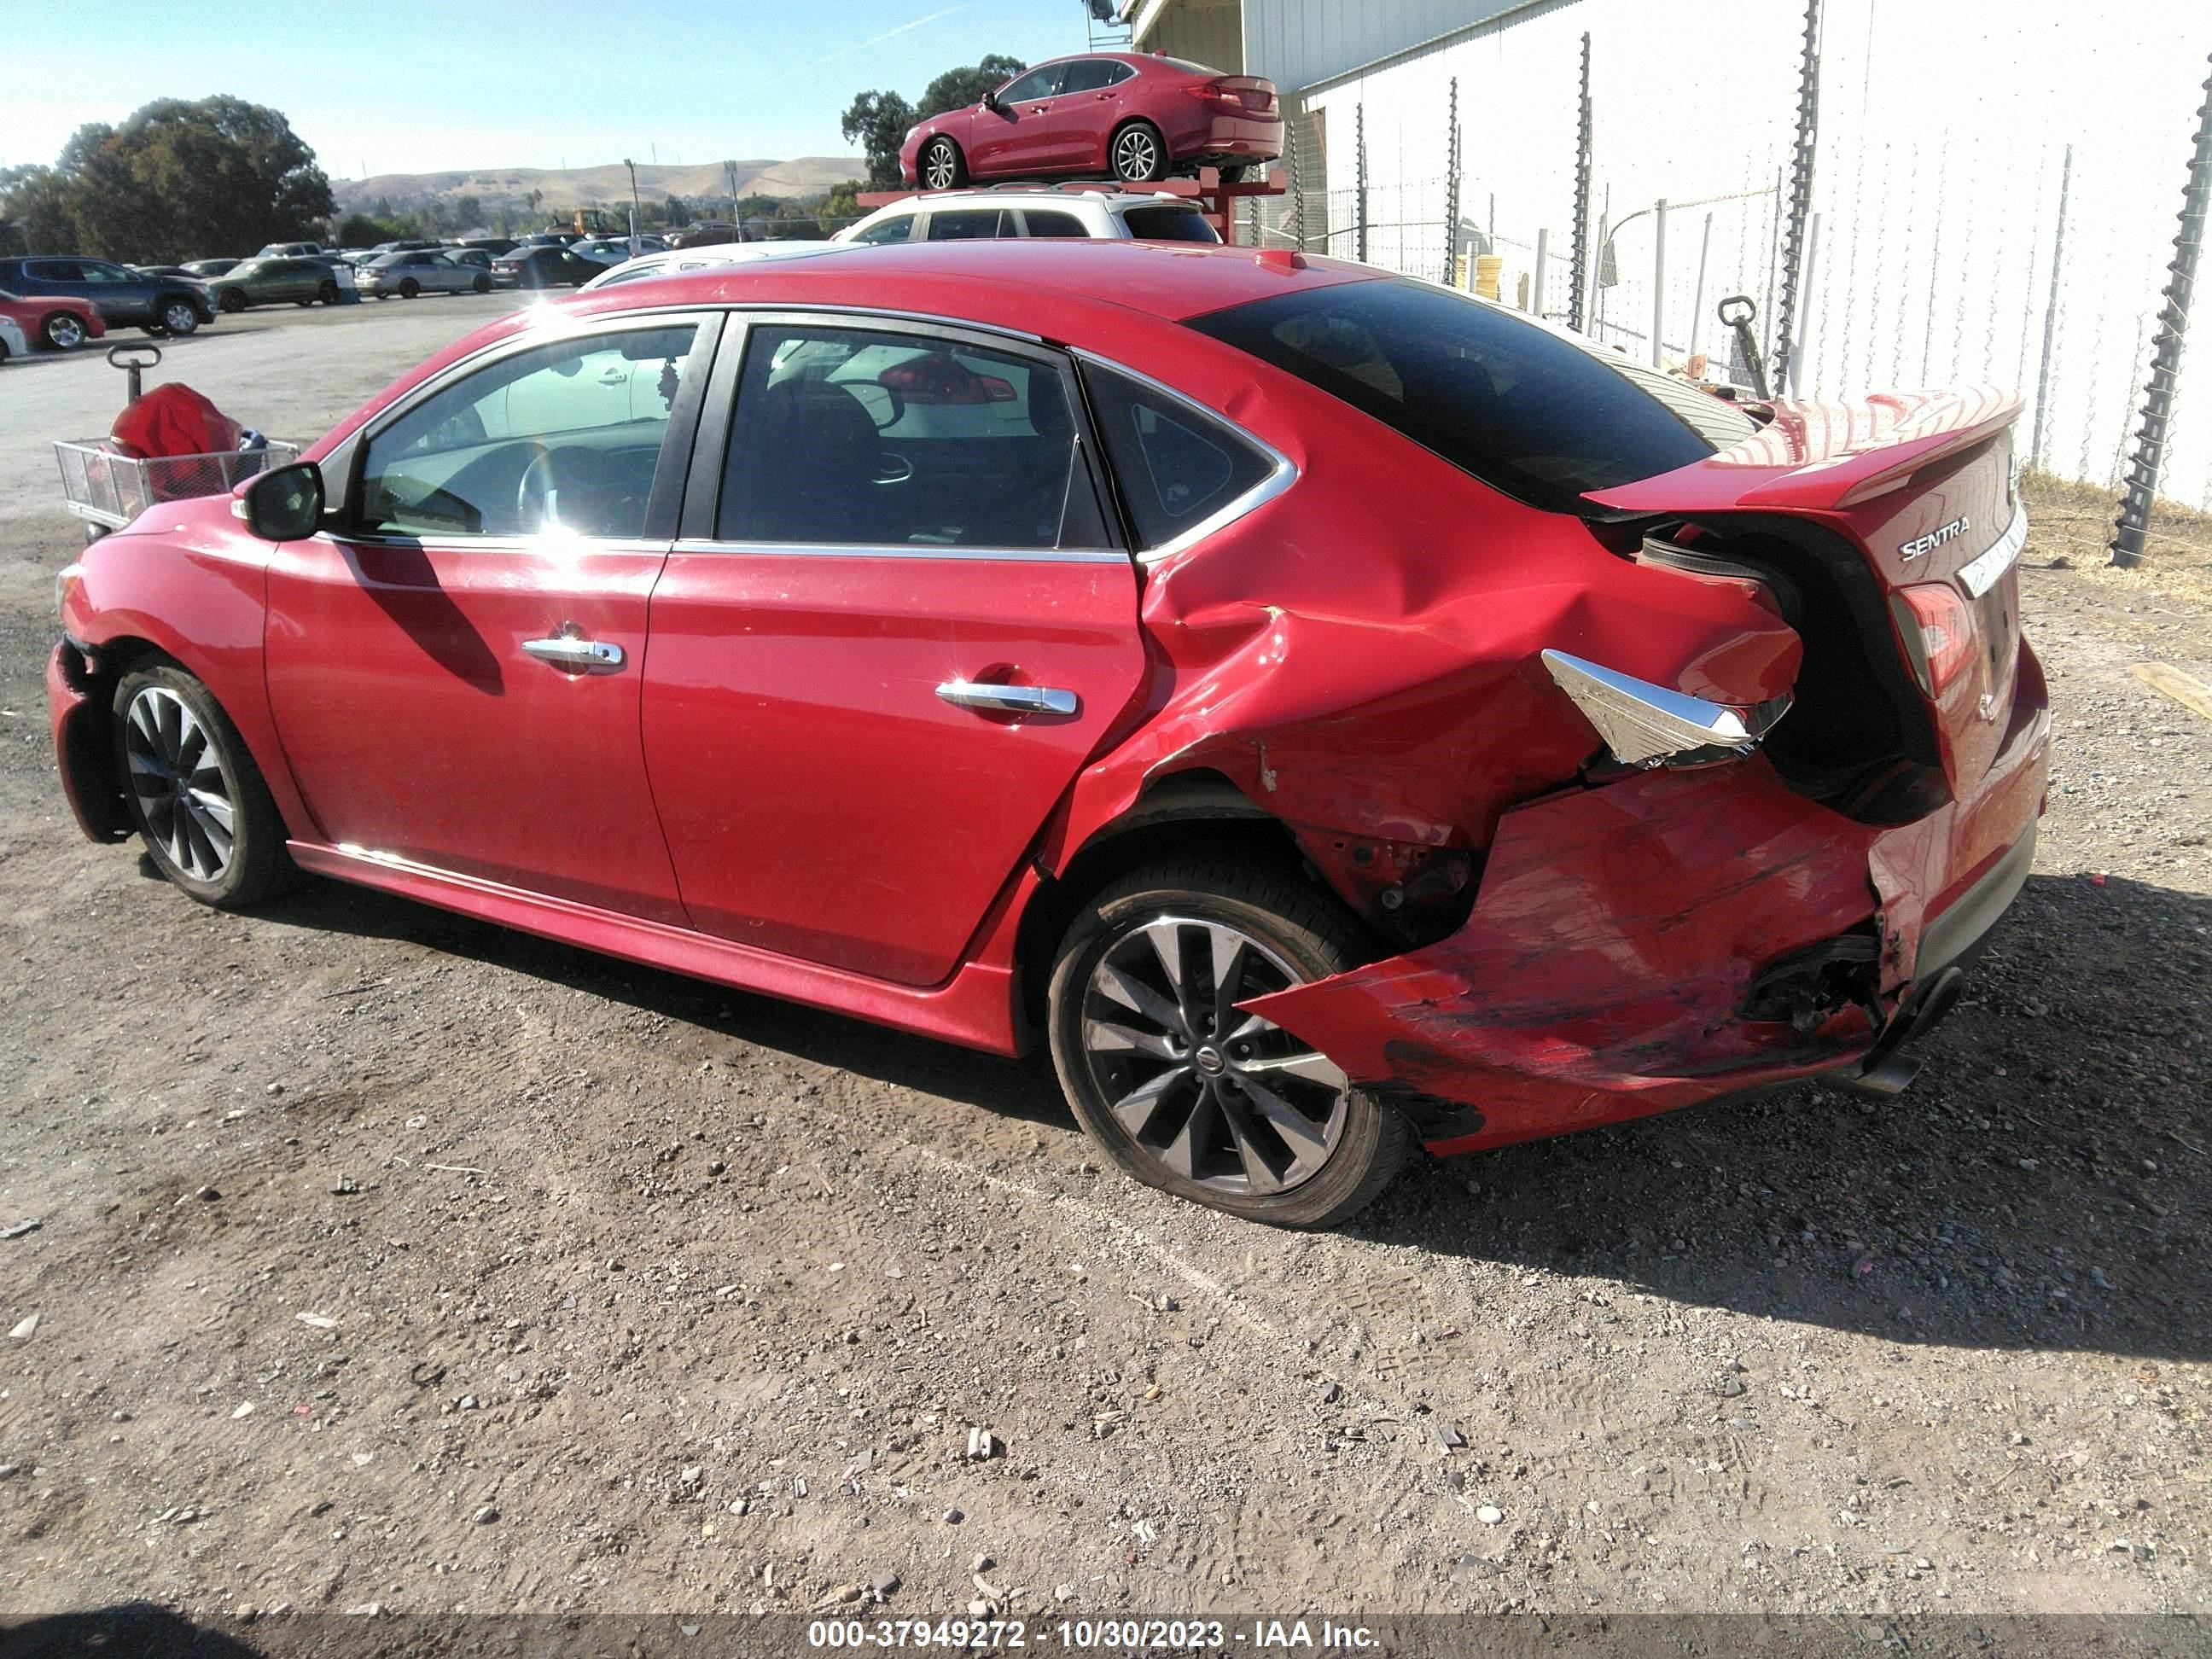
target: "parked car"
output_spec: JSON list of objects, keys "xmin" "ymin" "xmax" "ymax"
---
[
  {"xmin": 358, "ymin": 249, "xmax": 495, "ymax": 299},
  {"xmin": 0, "ymin": 256, "xmax": 212, "ymax": 335},
  {"xmin": 0, "ymin": 286, "xmax": 106, "ymax": 351},
  {"xmin": 836, "ymin": 184, "xmax": 1220, "ymax": 246},
  {"xmin": 366, "ymin": 239, "xmax": 443, "ymax": 260},
  {"xmin": 131, "ymin": 265, "xmax": 198, "ymax": 281},
  {"xmin": 207, "ymin": 256, "xmax": 345, "ymax": 312},
  {"xmin": 667, "ymin": 222, "xmax": 742, "ymax": 249},
  {"xmin": 453, "ymin": 237, "xmax": 520, "ymax": 257},
  {"xmin": 0, "ymin": 310, "xmax": 25, "ymax": 364},
  {"xmin": 578, "ymin": 240, "xmax": 847, "ymax": 290},
  {"xmin": 567, "ymin": 236, "xmax": 671, "ymax": 268},
  {"xmin": 181, "ymin": 259, "xmax": 242, "ymax": 280},
  {"xmin": 490, "ymin": 245, "xmax": 600, "ymax": 289},
  {"xmin": 44, "ymin": 242, "xmax": 2049, "ymax": 1227},
  {"xmin": 518, "ymin": 231, "xmax": 582, "ymax": 248},
  {"xmin": 442, "ymin": 248, "xmax": 495, "ymax": 270},
  {"xmin": 901, "ymin": 52, "xmax": 1281, "ymax": 189},
  {"xmin": 254, "ymin": 241, "xmax": 329, "ymax": 259}
]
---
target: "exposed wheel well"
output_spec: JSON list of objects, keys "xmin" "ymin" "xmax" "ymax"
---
[{"xmin": 1012, "ymin": 770, "xmax": 1355, "ymax": 1040}]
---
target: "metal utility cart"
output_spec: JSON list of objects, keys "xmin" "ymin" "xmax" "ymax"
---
[{"xmin": 52, "ymin": 346, "xmax": 299, "ymax": 540}]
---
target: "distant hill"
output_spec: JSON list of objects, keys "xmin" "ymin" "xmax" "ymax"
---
[{"xmin": 331, "ymin": 157, "xmax": 864, "ymax": 216}]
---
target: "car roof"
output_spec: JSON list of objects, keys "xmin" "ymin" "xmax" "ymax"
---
[{"xmin": 572, "ymin": 239, "xmax": 1375, "ymax": 328}]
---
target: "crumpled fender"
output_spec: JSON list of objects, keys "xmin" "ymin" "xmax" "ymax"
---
[
  {"xmin": 1242, "ymin": 759, "xmax": 1887, "ymax": 1153},
  {"xmin": 1042, "ymin": 416, "xmax": 1802, "ymax": 928}
]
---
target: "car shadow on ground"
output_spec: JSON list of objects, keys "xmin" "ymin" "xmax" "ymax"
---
[
  {"xmin": 250, "ymin": 868, "xmax": 1072, "ymax": 1135},
  {"xmin": 0, "ymin": 1603, "xmax": 265, "ymax": 1657},
  {"xmin": 253, "ymin": 865, "xmax": 2207, "ymax": 1361}
]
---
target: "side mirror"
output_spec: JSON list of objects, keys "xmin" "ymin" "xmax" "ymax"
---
[{"xmin": 242, "ymin": 460, "xmax": 324, "ymax": 541}]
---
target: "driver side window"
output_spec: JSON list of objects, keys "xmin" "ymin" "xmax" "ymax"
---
[{"xmin": 355, "ymin": 323, "xmax": 698, "ymax": 539}]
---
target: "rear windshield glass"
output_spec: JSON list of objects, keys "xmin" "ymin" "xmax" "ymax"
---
[
  {"xmin": 1121, "ymin": 206, "xmax": 1220, "ymax": 244},
  {"xmin": 1186, "ymin": 280, "xmax": 1756, "ymax": 512}
]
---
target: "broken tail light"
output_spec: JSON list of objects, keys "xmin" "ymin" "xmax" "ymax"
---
[
  {"xmin": 1889, "ymin": 583, "xmax": 1975, "ymax": 697},
  {"xmin": 1542, "ymin": 649, "xmax": 1791, "ymax": 769}
]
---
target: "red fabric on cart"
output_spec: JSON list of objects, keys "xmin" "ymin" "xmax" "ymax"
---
[{"xmin": 108, "ymin": 384, "xmax": 242, "ymax": 461}]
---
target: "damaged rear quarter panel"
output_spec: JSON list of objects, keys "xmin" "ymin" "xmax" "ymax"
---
[{"xmin": 1048, "ymin": 329, "xmax": 1803, "ymax": 928}]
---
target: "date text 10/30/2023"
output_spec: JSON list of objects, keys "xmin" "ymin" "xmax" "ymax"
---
[{"xmin": 806, "ymin": 1619, "xmax": 1381, "ymax": 1649}]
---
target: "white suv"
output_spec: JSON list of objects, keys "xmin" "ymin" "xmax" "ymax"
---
[{"xmin": 834, "ymin": 187, "xmax": 1221, "ymax": 247}]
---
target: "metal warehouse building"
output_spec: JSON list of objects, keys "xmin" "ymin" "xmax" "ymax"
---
[{"xmin": 1122, "ymin": 0, "xmax": 2212, "ymax": 509}]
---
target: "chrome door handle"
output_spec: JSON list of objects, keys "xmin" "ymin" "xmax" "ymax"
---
[
  {"xmin": 936, "ymin": 679, "xmax": 1079, "ymax": 716},
  {"xmin": 522, "ymin": 626, "xmax": 626, "ymax": 673}
]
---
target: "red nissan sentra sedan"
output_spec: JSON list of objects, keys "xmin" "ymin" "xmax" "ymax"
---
[
  {"xmin": 900, "ymin": 52, "xmax": 1282, "ymax": 189},
  {"xmin": 46, "ymin": 241, "xmax": 2049, "ymax": 1227}
]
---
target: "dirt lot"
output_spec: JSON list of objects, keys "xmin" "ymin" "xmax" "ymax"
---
[{"xmin": 0, "ymin": 303, "xmax": 2206, "ymax": 1635}]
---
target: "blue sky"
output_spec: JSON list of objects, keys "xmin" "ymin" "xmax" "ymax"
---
[{"xmin": 0, "ymin": 0, "xmax": 1097, "ymax": 178}]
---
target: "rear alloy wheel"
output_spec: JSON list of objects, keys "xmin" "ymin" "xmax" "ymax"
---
[
  {"xmin": 399, "ymin": 277, "xmax": 421, "ymax": 300},
  {"xmin": 160, "ymin": 299, "xmax": 200, "ymax": 335},
  {"xmin": 921, "ymin": 136, "xmax": 966, "ymax": 191},
  {"xmin": 317, "ymin": 280, "xmax": 340, "ymax": 305},
  {"xmin": 472, "ymin": 273, "xmax": 491, "ymax": 294},
  {"xmin": 1048, "ymin": 859, "xmax": 1410, "ymax": 1227},
  {"xmin": 1111, "ymin": 120, "xmax": 1168, "ymax": 183},
  {"xmin": 44, "ymin": 311, "xmax": 88, "ymax": 349},
  {"xmin": 218, "ymin": 289, "xmax": 247, "ymax": 314},
  {"xmin": 111, "ymin": 664, "xmax": 292, "ymax": 910}
]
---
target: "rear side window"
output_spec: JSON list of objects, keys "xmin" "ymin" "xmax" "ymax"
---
[
  {"xmin": 927, "ymin": 210, "xmax": 1012, "ymax": 241},
  {"xmin": 1084, "ymin": 363, "xmax": 1277, "ymax": 550},
  {"xmin": 1021, "ymin": 210, "xmax": 1088, "ymax": 238},
  {"xmin": 1061, "ymin": 59, "xmax": 1132, "ymax": 93},
  {"xmin": 1120, "ymin": 207, "xmax": 1220, "ymax": 244},
  {"xmin": 851, "ymin": 214, "xmax": 914, "ymax": 245},
  {"xmin": 717, "ymin": 323, "xmax": 1108, "ymax": 551},
  {"xmin": 1187, "ymin": 280, "xmax": 1757, "ymax": 513}
]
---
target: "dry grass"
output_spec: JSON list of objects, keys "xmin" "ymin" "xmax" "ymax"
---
[{"xmin": 2021, "ymin": 469, "xmax": 2212, "ymax": 610}]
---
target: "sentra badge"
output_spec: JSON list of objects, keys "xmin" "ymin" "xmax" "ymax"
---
[{"xmin": 1900, "ymin": 516, "xmax": 1970, "ymax": 562}]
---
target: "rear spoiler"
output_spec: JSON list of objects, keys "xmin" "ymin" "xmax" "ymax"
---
[{"xmin": 1584, "ymin": 387, "xmax": 2023, "ymax": 518}]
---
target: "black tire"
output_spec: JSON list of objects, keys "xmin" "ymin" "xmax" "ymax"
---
[
  {"xmin": 1110, "ymin": 119, "xmax": 1169, "ymax": 183},
  {"xmin": 110, "ymin": 662, "xmax": 293, "ymax": 911},
  {"xmin": 218, "ymin": 289, "xmax": 247, "ymax": 314},
  {"xmin": 472, "ymin": 273, "xmax": 491, "ymax": 294},
  {"xmin": 920, "ymin": 135, "xmax": 967, "ymax": 191},
  {"xmin": 1046, "ymin": 858, "xmax": 1411, "ymax": 1228},
  {"xmin": 317, "ymin": 280, "xmax": 340, "ymax": 305},
  {"xmin": 158, "ymin": 297, "xmax": 201, "ymax": 335},
  {"xmin": 43, "ymin": 311, "xmax": 89, "ymax": 349},
  {"xmin": 399, "ymin": 277, "xmax": 421, "ymax": 300}
]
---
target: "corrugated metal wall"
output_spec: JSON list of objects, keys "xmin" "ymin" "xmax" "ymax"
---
[{"xmin": 1240, "ymin": 0, "xmax": 1535, "ymax": 98}]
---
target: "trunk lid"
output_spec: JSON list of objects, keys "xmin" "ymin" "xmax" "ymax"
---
[
  {"xmin": 1584, "ymin": 387, "xmax": 2029, "ymax": 796},
  {"xmin": 1208, "ymin": 76, "xmax": 1279, "ymax": 114}
]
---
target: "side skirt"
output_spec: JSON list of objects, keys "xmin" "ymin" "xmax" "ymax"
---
[{"xmin": 286, "ymin": 841, "xmax": 1027, "ymax": 1056}]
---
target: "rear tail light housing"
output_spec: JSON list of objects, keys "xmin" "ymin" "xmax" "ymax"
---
[
  {"xmin": 1542, "ymin": 649, "xmax": 1790, "ymax": 769},
  {"xmin": 1889, "ymin": 583, "xmax": 1975, "ymax": 696}
]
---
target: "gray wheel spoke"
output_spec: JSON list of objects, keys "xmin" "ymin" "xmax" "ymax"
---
[
  {"xmin": 1236, "ymin": 1075, "xmax": 1330, "ymax": 1155},
  {"xmin": 126, "ymin": 686, "xmax": 235, "ymax": 883},
  {"xmin": 1158, "ymin": 1091, "xmax": 1218, "ymax": 1180},
  {"xmin": 1083, "ymin": 1017, "xmax": 1179, "ymax": 1061},
  {"xmin": 1214, "ymin": 1092, "xmax": 1282, "ymax": 1195},
  {"xmin": 1093, "ymin": 959, "xmax": 1184, "ymax": 1033},
  {"xmin": 1241, "ymin": 1050, "xmax": 1348, "ymax": 1090},
  {"xmin": 1138, "ymin": 919, "xmax": 1187, "ymax": 990},
  {"xmin": 1109, "ymin": 1066, "xmax": 1188, "ymax": 1138}
]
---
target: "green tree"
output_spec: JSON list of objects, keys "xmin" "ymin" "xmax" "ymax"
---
[
  {"xmin": 2, "ymin": 97, "xmax": 333, "ymax": 262},
  {"xmin": 333, "ymin": 211, "xmax": 400, "ymax": 246},
  {"xmin": 840, "ymin": 89, "xmax": 916, "ymax": 189},
  {"xmin": 818, "ymin": 180, "xmax": 863, "ymax": 235},
  {"xmin": 919, "ymin": 54, "xmax": 1026, "ymax": 119},
  {"xmin": 0, "ymin": 164, "xmax": 73, "ymax": 253},
  {"xmin": 451, "ymin": 192, "xmax": 484, "ymax": 233}
]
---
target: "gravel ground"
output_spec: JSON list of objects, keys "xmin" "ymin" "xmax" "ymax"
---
[{"xmin": 0, "ymin": 305, "xmax": 2205, "ymax": 1629}]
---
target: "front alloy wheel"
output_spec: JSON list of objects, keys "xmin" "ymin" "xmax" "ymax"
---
[
  {"xmin": 922, "ymin": 137, "xmax": 964, "ymax": 191},
  {"xmin": 161, "ymin": 300, "xmax": 200, "ymax": 335},
  {"xmin": 1049, "ymin": 859, "xmax": 1409, "ymax": 1227},
  {"xmin": 112, "ymin": 664, "xmax": 292, "ymax": 909},
  {"xmin": 44, "ymin": 311, "xmax": 87, "ymax": 349}
]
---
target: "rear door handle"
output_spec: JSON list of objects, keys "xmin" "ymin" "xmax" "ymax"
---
[
  {"xmin": 523, "ymin": 625, "xmax": 626, "ymax": 673},
  {"xmin": 936, "ymin": 679, "xmax": 1078, "ymax": 716}
]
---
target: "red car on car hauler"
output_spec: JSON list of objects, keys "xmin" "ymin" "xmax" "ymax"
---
[
  {"xmin": 901, "ymin": 51, "xmax": 1283, "ymax": 189},
  {"xmin": 46, "ymin": 242, "xmax": 2048, "ymax": 1227}
]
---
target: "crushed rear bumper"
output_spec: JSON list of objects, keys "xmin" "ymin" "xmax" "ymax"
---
[{"xmin": 1246, "ymin": 682, "xmax": 2051, "ymax": 1155}]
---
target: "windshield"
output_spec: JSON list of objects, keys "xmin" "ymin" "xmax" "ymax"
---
[{"xmin": 1187, "ymin": 280, "xmax": 1756, "ymax": 513}]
